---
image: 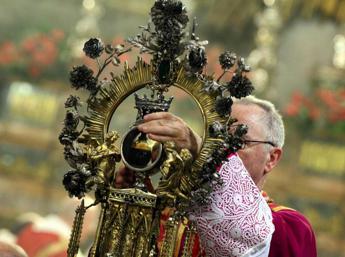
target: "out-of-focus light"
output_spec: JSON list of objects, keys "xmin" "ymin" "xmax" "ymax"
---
[
  {"xmin": 70, "ymin": 39, "xmax": 86, "ymax": 58},
  {"xmin": 247, "ymin": 49, "xmax": 263, "ymax": 67},
  {"xmin": 334, "ymin": 34, "xmax": 345, "ymax": 50},
  {"xmin": 257, "ymin": 28, "xmax": 274, "ymax": 45},
  {"xmin": 10, "ymin": 82, "xmax": 33, "ymax": 94},
  {"xmin": 252, "ymin": 68, "xmax": 269, "ymax": 92},
  {"xmin": 333, "ymin": 34, "xmax": 345, "ymax": 69},
  {"xmin": 83, "ymin": 0, "xmax": 95, "ymax": 10},
  {"xmin": 264, "ymin": 0, "xmax": 275, "ymax": 7}
]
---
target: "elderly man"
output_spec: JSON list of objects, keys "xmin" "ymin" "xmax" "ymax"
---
[{"xmin": 134, "ymin": 95, "xmax": 317, "ymax": 257}]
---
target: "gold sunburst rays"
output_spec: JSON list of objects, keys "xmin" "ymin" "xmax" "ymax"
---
[
  {"xmin": 85, "ymin": 58, "xmax": 153, "ymax": 142},
  {"xmin": 174, "ymin": 67, "xmax": 227, "ymax": 172}
]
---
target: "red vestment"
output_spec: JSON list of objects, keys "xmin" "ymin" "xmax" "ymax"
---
[
  {"xmin": 267, "ymin": 198, "xmax": 317, "ymax": 257},
  {"xmin": 16, "ymin": 215, "xmax": 69, "ymax": 257}
]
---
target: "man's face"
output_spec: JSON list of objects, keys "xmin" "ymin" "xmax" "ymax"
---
[{"xmin": 231, "ymin": 103, "xmax": 271, "ymax": 188}]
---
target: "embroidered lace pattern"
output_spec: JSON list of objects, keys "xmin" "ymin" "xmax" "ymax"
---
[{"xmin": 189, "ymin": 155, "xmax": 274, "ymax": 257}]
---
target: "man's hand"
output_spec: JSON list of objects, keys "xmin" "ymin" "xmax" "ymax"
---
[
  {"xmin": 137, "ymin": 112, "xmax": 202, "ymax": 159},
  {"xmin": 114, "ymin": 166, "xmax": 154, "ymax": 192},
  {"xmin": 114, "ymin": 166, "xmax": 136, "ymax": 189}
]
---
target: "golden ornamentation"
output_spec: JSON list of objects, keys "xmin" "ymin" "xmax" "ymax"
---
[
  {"xmin": 85, "ymin": 59, "xmax": 153, "ymax": 143},
  {"xmin": 89, "ymin": 188, "xmax": 157, "ymax": 257},
  {"xmin": 84, "ymin": 58, "xmax": 226, "ymax": 174},
  {"xmin": 180, "ymin": 222, "xmax": 198, "ymax": 257},
  {"xmin": 86, "ymin": 131, "xmax": 121, "ymax": 184},
  {"xmin": 67, "ymin": 200, "xmax": 86, "ymax": 257},
  {"xmin": 67, "ymin": 59, "xmax": 223, "ymax": 256},
  {"xmin": 156, "ymin": 142, "xmax": 194, "ymax": 201},
  {"xmin": 159, "ymin": 215, "xmax": 180, "ymax": 257}
]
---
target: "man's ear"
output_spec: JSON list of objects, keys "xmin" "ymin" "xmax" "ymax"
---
[{"xmin": 264, "ymin": 148, "xmax": 283, "ymax": 174}]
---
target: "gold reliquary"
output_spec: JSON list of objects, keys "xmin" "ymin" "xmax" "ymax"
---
[{"xmin": 59, "ymin": 1, "xmax": 253, "ymax": 256}]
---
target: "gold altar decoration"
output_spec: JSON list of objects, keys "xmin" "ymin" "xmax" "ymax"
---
[{"xmin": 60, "ymin": 1, "xmax": 253, "ymax": 256}]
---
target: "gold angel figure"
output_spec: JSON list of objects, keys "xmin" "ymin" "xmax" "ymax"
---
[
  {"xmin": 87, "ymin": 131, "xmax": 122, "ymax": 185},
  {"xmin": 156, "ymin": 141, "xmax": 194, "ymax": 201}
]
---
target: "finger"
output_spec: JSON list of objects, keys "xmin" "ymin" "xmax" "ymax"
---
[
  {"xmin": 124, "ymin": 171, "xmax": 136, "ymax": 184},
  {"xmin": 114, "ymin": 182, "xmax": 122, "ymax": 189},
  {"xmin": 118, "ymin": 167, "xmax": 134, "ymax": 176},
  {"xmin": 138, "ymin": 121, "xmax": 178, "ymax": 137},
  {"xmin": 114, "ymin": 182, "xmax": 132, "ymax": 189},
  {"xmin": 143, "ymin": 112, "xmax": 176, "ymax": 121},
  {"xmin": 124, "ymin": 174, "xmax": 136, "ymax": 186},
  {"xmin": 114, "ymin": 171, "xmax": 135, "ymax": 188},
  {"xmin": 147, "ymin": 133, "xmax": 174, "ymax": 143},
  {"xmin": 115, "ymin": 167, "xmax": 134, "ymax": 183}
]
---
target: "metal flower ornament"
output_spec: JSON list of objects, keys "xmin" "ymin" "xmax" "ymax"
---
[
  {"xmin": 59, "ymin": 0, "xmax": 254, "ymax": 256},
  {"xmin": 83, "ymin": 38, "xmax": 105, "ymax": 59}
]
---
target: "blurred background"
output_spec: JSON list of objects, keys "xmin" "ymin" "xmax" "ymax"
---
[{"xmin": 0, "ymin": 0, "xmax": 344, "ymax": 256}]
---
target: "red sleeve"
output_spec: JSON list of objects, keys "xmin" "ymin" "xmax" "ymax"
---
[
  {"xmin": 16, "ymin": 224, "xmax": 67, "ymax": 257},
  {"xmin": 269, "ymin": 209, "xmax": 317, "ymax": 257}
]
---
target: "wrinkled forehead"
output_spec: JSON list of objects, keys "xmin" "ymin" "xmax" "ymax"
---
[{"xmin": 231, "ymin": 103, "xmax": 267, "ymax": 138}]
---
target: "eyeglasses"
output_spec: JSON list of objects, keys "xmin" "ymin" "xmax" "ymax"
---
[{"xmin": 241, "ymin": 140, "xmax": 277, "ymax": 149}]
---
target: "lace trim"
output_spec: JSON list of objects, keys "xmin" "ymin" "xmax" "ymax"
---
[
  {"xmin": 242, "ymin": 235, "xmax": 272, "ymax": 257},
  {"xmin": 189, "ymin": 155, "xmax": 274, "ymax": 257}
]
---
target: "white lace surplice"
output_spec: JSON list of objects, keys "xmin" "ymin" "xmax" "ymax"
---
[{"xmin": 189, "ymin": 154, "xmax": 274, "ymax": 257}]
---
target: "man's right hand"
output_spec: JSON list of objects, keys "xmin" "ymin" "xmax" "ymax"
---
[
  {"xmin": 137, "ymin": 112, "xmax": 202, "ymax": 159},
  {"xmin": 115, "ymin": 112, "xmax": 203, "ymax": 189}
]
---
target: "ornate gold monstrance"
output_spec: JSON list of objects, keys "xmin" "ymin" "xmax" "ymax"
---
[{"xmin": 59, "ymin": 1, "xmax": 253, "ymax": 256}]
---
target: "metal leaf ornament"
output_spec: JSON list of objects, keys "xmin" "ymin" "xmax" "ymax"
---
[
  {"xmin": 208, "ymin": 121, "xmax": 226, "ymax": 138},
  {"xmin": 226, "ymin": 57, "xmax": 254, "ymax": 98},
  {"xmin": 150, "ymin": 0, "xmax": 189, "ymax": 59},
  {"xmin": 215, "ymin": 96, "xmax": 233, "ymax": 117},
  {"xmin": 61, "ymin": 35, "xmax": 132, "ymax": 200},
  {"xmin": 228, "ymin": 75, "xmax": 254, "ymax": 99},
  {"xmin": 187, "ymin": 47, "xmax": 207, "ymax": 73},
  {"xmin": 64, "ymin": 110, "xmax": 80, "ymax": 131},
  {"xmin": 69, "ymin": 65, "xmax": 97, "ymax": 91},
  {"xmin": 64, "ymin": 95, "xmax": 82, "ymax": 110}
]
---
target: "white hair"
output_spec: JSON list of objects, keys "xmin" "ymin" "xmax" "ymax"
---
[{"xmin": 234, "ymin": 96, "xmax": 285, "ymax": 148}]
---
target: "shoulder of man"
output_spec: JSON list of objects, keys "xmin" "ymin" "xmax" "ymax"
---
[{"xmin": 267, "ymin": 202, "xmax": 317, "ymax": 257}]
